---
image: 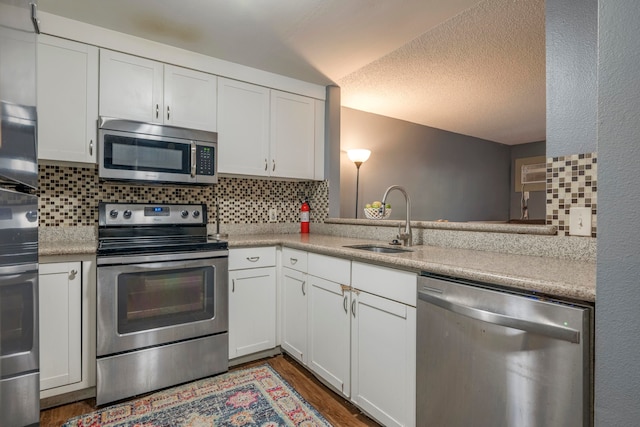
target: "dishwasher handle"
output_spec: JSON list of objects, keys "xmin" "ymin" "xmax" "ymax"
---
[{"xmin": 418, "ymin": 288, "xmax": 581, "ymax": 344}]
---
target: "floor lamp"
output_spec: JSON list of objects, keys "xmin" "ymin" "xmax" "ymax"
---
[{"xmin": 347, "ymin": 149, "xmax": 371, "ymax": 218}]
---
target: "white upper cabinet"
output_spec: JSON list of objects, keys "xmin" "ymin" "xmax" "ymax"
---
[
  {"xmin": 99, "ymin": 49, "xmax": 163, "ymax": 123},
  {"xmin": 217, "ymin": 77, "xmax": 270, "ymax": 176},
  {"xmin": 37, "ymin": 35, "xmax": 98, "ymax": 163},
  {"xmin": 163, "ymin": 64, "xmax": 217, "ymax": 131},
  {"xmin": 99, "ymin": 50, "xmax": 217, "ymax": 131},
  {"xmin": 270, "ymin": 90, "xmax": 316, "ymax": 179},
  {"xmin": 217, "ymin": 79, "xmax": 324, "ymax": 180}
]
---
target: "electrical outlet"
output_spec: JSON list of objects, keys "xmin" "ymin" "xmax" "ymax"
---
[
  {"xmin": 569, "ymin": 207, "xmax": 592, "ymax": 236},
  {"xmin": 268, "ymin": 208, "xmax": 277, "ymax": 223}
]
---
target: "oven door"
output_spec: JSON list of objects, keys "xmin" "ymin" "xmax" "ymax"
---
[
  {"xmin": 96, "ymin": 251, "xmax": 228, "ymax": 357},
  {"xmin": 0, "ymin": 264, "xmax": 39, "ymax": 378}
]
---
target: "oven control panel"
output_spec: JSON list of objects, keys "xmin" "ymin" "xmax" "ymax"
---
[{"xmin": 99, "ymin": 203, "xmax": 207, "ymax": 226}]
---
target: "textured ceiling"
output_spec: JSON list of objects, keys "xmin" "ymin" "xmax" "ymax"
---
[{"xmin": 38, "ymin": 0, "xmax": 545, "ymax": 145}]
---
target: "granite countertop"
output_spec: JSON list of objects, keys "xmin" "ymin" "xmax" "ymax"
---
[
  {"xmin": 39, "ymin": 239, "xmax": 97, "ymax": 257},
  {"xmin": 227, "ymin": 234, "xmax": 595, "ymax": 302},
  {"xmin": 37, "ymin": 231, "xmax": 595, "ymax": 303}
]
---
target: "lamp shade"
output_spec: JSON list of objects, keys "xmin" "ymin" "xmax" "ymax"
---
[{"xmin": 347, "ymin": 149, "xmax": 371, "ymax": 164}]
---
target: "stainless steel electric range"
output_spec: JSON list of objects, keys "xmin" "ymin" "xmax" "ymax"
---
[{"xmin": 96, "ymin": 202, "xmax": 228, "ymax": 405}]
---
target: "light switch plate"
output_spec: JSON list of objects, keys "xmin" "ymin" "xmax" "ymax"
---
[
  {"xmin": 268, "ymin": 208, "xmax": 277, "ymax": 223},
  {"xmin": 569, "ymin": 207, "xmax": 592, "ymax": 236}
]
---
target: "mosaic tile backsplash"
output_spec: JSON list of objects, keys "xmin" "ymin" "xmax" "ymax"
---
[
  {"xmin": 546, "ymin": 152, "xmax": 597, "ymax": 237},
  {"xmin": 38, "ymin": 164, "xmax": 329, "ymax": 227}
]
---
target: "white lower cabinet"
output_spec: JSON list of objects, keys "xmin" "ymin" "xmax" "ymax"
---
[
  {"xmin": 308, "ymin": 275, "xmax": 351, "ymax": 397},
  {"xmin": 307, "ymin": 253, "xmax": 352, "ymax": 397},
  {"xmin": 281, "ymin": 248, "xmax": 309, "ymax": 364},
  {"xmin": 39, "ymin": 262, "xmax": 82, "ymax": 390},
  {"xmin": 228, "ymin": 247, "xmax": 277, "ymax": 359},
  {"xmin": 39, "ymin": 257, "xmax": 96, "ymax": 398},
  {"xmin": 351, "ymin": 262, "xmax": 417, "ymax": 427},
  {"xmin": 281, "ymin": 267, "xmax": 308, "ymax": 364}
]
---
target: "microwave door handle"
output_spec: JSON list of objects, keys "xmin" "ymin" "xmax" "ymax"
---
[{"xmin": 191, "ymin": 141, "xmax": 197, "ymax": 178}]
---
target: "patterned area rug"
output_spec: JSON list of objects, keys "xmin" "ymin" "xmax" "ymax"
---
[{"xmin": 63, "ymin": 364, "xmax": 332, "ymax": 427}]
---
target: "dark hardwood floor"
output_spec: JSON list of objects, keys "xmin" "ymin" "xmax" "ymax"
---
[{"xmin": 40, "ymin": 353, "xmax": 380, "ymax": 426}]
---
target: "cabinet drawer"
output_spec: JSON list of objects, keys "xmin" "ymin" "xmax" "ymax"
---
[
  {"xmin": 229, "ymin": 247, "xmax": 276, "ymax": 270},
  {"xmin": 282, "ymin": 247, "xmax": 308, "ymax": 272},
  {"xmin": 351, "ymin": 261, "xmax": 417, "ymax": 306},
  {"xmin": 308, "ymin": 253, "xmax": 350, "ymax": 285}
]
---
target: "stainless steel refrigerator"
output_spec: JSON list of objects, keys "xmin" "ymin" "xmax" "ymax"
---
[{"xmin": 0, "ymin": 0, "xmax": 40, "ymax": 426}]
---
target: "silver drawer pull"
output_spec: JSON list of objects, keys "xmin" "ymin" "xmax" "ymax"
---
[
  {"xmin": 232, "ymin": 278, "xmax": 235, "ymax": 292},
  {"xmin": 290, "ymin": 257, "xmax": 298, "ymax": 264},
  {"xmin": 351, "ymin": 299, "xmax": 356, "ymax": 318},
  {"xmin": 247, "ymin": 256, "xmax": 260, "ymax": 262},
  {"xmin": 301, "ymin": 281, "xmax": 306, "ymax": 296},
  {"xmin": 343, "ymin": 295, "xmax": 348, "ymax": 314}
]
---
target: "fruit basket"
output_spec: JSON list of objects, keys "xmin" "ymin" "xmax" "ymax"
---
[{"xmin": 363, "ymin": 207, "xmax": 391, "ymax": 220}]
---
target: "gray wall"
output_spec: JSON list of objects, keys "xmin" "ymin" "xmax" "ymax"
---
[
  {"xmin": 547, "ymin": 0, "xmax": 640, "ymax": 424},
  {"xmin": 325, "ymin": 85, "xmax": 341, "ymax": 218},
  {"xmin": 509, "ymin": 141, "xmax": 546, "ymax": 220},
  {"xmin": 340, "ymin": 107, "xmax": 510, "ymax": 222},
  {"xmin": 546, "ymin": 0, "xmax": 598, "ymax": 157},
  {"xmin": 595, "ymin": 1, "xmax": 640, "ymax": 424}
]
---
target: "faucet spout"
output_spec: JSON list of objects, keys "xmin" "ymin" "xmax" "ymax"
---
[{"xmin": 381, "ymin": 185, "xmax": 412, "ymax": 247}]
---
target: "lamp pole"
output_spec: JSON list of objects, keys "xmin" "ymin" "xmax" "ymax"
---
[
  {"xmin": 354, "ymin": 161, "xmax": 362, "ymax": 218},
  {"xmin": 347, "ymin": 149, "xmax": 371, "ymax": 219}
]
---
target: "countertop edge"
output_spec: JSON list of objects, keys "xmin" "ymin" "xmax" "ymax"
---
[
  {"xmin": 37, "ymin": 234, "xmax": 595, "ymax": 303},
  {"xmin": 324, "ymin": 218, "xmax": 557, "ymax": 235},
  {"xmin": 228, "ymin": 235, "xmax": 595, "ymax": 303}
]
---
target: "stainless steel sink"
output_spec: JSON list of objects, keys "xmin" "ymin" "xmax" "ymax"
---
[{"xmin": 344, "ymin": 244, "xmax": 413, "ymax": 254}]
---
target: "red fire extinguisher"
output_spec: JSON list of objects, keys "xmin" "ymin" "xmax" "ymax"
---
[{"xmin": 300, "ymin": 199, "xmax": 310, "ymax": 234}]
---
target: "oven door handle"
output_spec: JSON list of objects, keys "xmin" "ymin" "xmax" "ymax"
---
[{"xmin": 97, "ymin": 250, "xmax": 228, "ymax": 266}]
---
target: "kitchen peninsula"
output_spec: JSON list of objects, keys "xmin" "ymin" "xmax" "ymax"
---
[{"xmin": 39, "ymin": 224, "xmax": 595, "ymax": 302}]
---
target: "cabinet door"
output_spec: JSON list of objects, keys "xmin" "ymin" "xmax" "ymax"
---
[
  {"xmin": 217, "ymin": 78, "xmax": 270, "ymax": 176},
  {"xmin": 308, "ymin": 275, "xmax": 351, "ymax": 397},
  {"xmin": 39, "ymin": 262, "xmax": 82, "ymax": 391},
  {"xmin": 164, "ymin": 64, "xmax": 217, "ymax": 131},
  {"xmin": 351, "ymin": 291, "xmax": 416, "ymax": 427},
  {"xmin": 37, "ymin": 36, "xmax": 98, "ymax": 163},
  {"xmin": 228, "ymin": 267, "xmax": 276, "ymax": 359},
  {"xmin": 270, "ymin": 90, "xmax": 315, "ymax": 179},
  {"xmin": 281, "ymin": 267, "xmax": 307, "ymax": 364},
  {"xmin": 99, "ymin": 49, "xmax": 163, "ymax": 123}
]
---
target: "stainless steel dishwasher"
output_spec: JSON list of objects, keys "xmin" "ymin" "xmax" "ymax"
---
[{"xmin": 417, "ymin": 273, "xmax": 593, "ymax": 427}]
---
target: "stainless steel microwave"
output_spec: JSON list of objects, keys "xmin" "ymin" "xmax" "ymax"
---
[{"xmin": 98, "ymin": 117, "xmax": 217, "ymax": 185}]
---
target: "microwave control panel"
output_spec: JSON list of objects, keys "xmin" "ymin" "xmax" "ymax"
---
[{"xmin": 196, "ymin": 145, "xmax": 215, "ymax": 176}]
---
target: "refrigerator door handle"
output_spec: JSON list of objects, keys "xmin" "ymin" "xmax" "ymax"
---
[
  {"xmin": 0, "ymin": 263, "xmax": 38, "ymax": 277},
  {"xmin": 30, "ymin": 3, "xmax": 40, "ymax": 34},
  {"xmin": 418, "ymin": 289, "xmax": 581, "ymax": 344}
]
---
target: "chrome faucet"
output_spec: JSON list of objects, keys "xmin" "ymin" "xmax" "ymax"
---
[{"xmin": 381, "ymin": 185, "xmax": 412, "ymax": 247}]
